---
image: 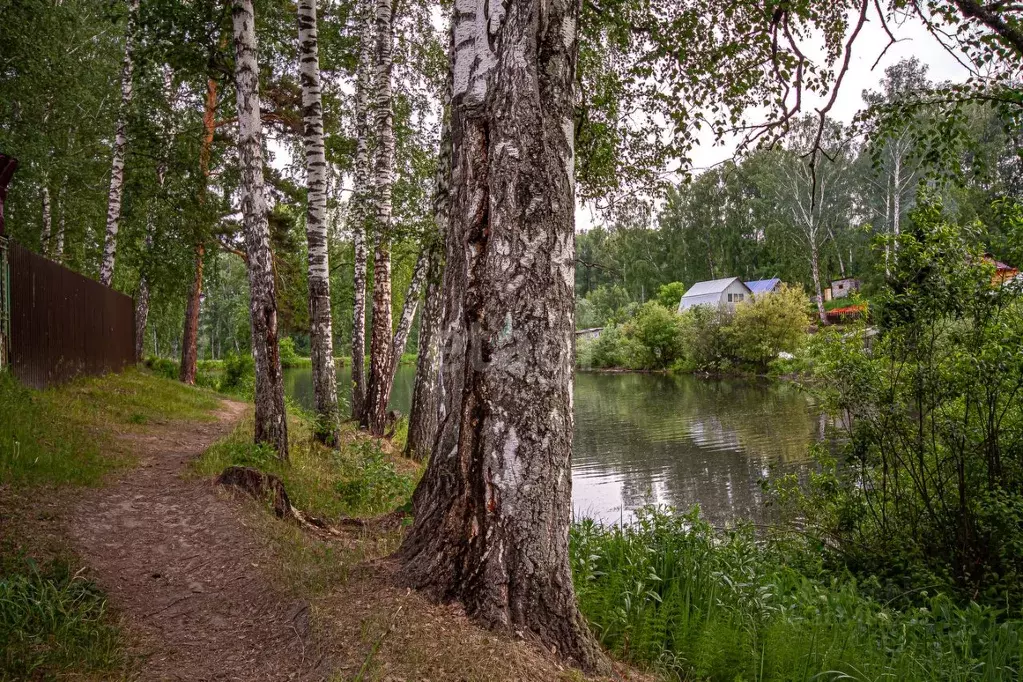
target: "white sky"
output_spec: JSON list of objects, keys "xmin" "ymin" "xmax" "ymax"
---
[{"xmin": 575, "ymin": 12, "xmax": 975, "ymax": 230}]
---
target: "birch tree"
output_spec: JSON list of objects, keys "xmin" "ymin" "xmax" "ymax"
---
[
  {"xmin": 350, "ymin": 0, "xmax": 375, "ymax": 423},
  {"xmin": 297, "ymin": 0, "xmax": 340, "ymax": 442},
  {"xmin": 99, "ymin": 0, "xmax": 139, "ymax": 287},
  {"xmin": 406, "ymin": 65, "xmax": 452, "ymax": 461},
  {"xmin": 363, "ymin": 0, "xmax": 397, "ymax": 436},
  {"xmin": 399, "ymin": 0, "xmax": 603, "ymax": 669},
  {"xmin": 232, "ymin": 0, "xmax": 289, "ymax": 459}
]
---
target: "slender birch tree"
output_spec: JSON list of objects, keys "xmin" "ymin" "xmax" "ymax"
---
[
  {"xmin": 350, "ymin": 0, "xmax": 375, "ymax": 423},
  {"xmin": 399, "ymin": 0, "xmax": 604, "ymax": 669},
  {"xmin": 232, "ymin": 0, "xmax": 289, "ymax": 458},
  {"xmin": 363, "ymin": 0, "xmax": 396, "ymax": 436},
  {"xmin": 406, "ymin": 60, "xmax": 452, "ymax": 461},
  {"xmin": 297, "ymin": 0, "xmax": 340, "ymax": 443},
  {"xmin": 99, "ymin": 0, "xmax": 139, "ymax": 287}
]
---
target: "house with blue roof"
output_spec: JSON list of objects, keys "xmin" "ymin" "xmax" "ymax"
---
[{"xmin": 744, "ymin": 278, "xmax": 781, "ymax": 296}]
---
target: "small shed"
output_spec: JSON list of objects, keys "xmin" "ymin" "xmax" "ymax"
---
[
  {"xmin": 677, "ymin": 277, "xmax": 752, "ymax": 312},
  {"xmin": 745, "ymin": 278, "xmax": 781, "ymax": 296},
  {"xmin": 982, "ymin": 255, "xmax": 1019, "ymax": 286},
  {"xmin": 831, "ymin": 278, "xmax": 861, "ymax": 299}
]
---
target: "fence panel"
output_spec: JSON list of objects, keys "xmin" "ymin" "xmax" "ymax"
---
[{"xmin": 8, "ymin": 241, "xmax": 135, "ymax": 387}]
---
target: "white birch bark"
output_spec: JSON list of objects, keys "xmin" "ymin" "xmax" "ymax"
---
[
  {"xmin": 54, "ymin": 185, "xmax": 65, "ymax": 262},
  {"xmin": 364, "ymin": 0, "xmax": 396, "ymax": 435},
  {"xmin": 41, "ymin": 185, "xmax": 52, "ymax": 254},
  {"xmin": 406, "ymin": 68, "xmax": 452, "ymax": 461},
  {"xmin": 232, "ymin": 0, "xmax": 289, "ymax": 459},
  {"xmin": 399, "ymin": 0, "xmax": 604, "ymax": 669},
  {"xmin": 350, "ymin": 0, "xmax": 375, "ymax": 423},
  {"xmin": 99, "ymin": 0, "xmax": 139, "ymax": 287},
  {"xmin": 298, "ymin": 0, "xmax": 340, "ymax": 442}
]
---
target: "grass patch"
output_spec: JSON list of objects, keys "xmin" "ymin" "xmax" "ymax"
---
[
  {"xmin": 192, "ymin": 412, "xmax": 421, "ymax": 520},
  {"xmin": 0, "ymin": 556, "xmax": 128, "ymax": 680},
  {"xmin": 0, "ymin": 369, "xmax": 220, "ymax": 487},
  {"xmin": 572, "ymin": 507, "xmax": 1023, "ymax": 681}
]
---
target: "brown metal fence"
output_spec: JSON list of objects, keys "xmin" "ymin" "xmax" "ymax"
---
[{"xmin": 7, "ymin": 241, "xmax": 135, "ymax": 387}]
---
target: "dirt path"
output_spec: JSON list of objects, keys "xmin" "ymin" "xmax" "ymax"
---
[{"xmin": 70, "ymin": 401, "xmax": 327, "ymax": 681}]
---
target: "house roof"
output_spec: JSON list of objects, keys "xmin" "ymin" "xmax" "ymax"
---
[
  {"xmin": 745, "ymin": 278, "xmax": 780, "ymax": 295},
  {"xmin": 678, "ymin": 277, "xmax": 750, "ymax": 310}
]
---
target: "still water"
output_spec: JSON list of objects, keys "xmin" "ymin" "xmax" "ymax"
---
[{"xmin": 284, "ymin": 367, "xmax": 821, "ymax": 525}]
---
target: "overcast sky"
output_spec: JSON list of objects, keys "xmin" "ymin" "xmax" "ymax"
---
[{"xmin": 576, "ymin": 12, "xmax": 975, "ymax": 230}]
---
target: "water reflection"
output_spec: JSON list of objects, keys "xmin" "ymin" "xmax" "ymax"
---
[
  {"xmin": 572, "ymin": 372, "xmax": 819, "ymax": 525},
  {"xmin": 283, "ymin": 368, "xmax": 820, "ymax": 526},
  {"xmin": 284, "ymin": 365, "xmax": 416, "ymax": 416}
]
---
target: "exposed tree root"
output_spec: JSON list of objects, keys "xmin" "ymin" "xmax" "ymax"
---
[{"xmin": 215, "ymin": 465, "xmax": 408, "ymax": 538}]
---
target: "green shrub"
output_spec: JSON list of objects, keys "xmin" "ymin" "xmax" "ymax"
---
[
  {"xmin": 624, "ymin": 301, "xmax": 685, "ymax": 369},
  {"xmin": 725, "ymin": 284, "xmax": 810, "ymax": 368},
  {"xmin": 676, "ymin": 305, "xmax": 733, "ymax": 371},
  {"xmin": 144, "ymin": 356, "xmax": 179, "ymax": 380},
  {"xmin": 279, "ymin": 337, "xmax": 301, "ymax": 368},
  {"xmin": 221, "ymin": 351, "xmax": 255, "ymax": 394},
  {"xmin": 572, "ymin": 506, "xmax": 1023, "ymax": 682},
  {"xmin": 654, "ymin": 281, "xmax": 686, "ymax": 310}
]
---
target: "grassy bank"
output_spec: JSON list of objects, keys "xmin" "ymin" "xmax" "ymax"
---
[
  {"xmin": 0, "ymin": 370, "xmax": 222, "ymax": 680},
  {"xmin": 571, "ymin": 508, "xmax": 1022, "ymax": 681}
]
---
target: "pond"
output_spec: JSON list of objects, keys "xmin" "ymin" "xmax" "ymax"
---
[{"xmin": 283, "ymin": 366, "xmax": 823, "ymax": 525}]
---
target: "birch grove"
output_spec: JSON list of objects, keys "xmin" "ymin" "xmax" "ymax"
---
[
  {"xmin": 98, "ymin": 0, "xmax": 139, "ymax": 287},
  {"xmin": 349, "ymin": 0, "xmax": 375, "ymax": 424},
  {"xmin": 297, "ymin": 0, "xmax": 341, "ymax": 443},
  {"xmin": 406, "ymin": 59, "xmax": 453, "ymax": 461},
  {"xmin": 231, "ymin": 0, "xmax": 289, "ymax": 459}
]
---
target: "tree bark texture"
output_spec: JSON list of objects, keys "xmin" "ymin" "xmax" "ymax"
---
[
  {"xmin": 398, "ymin": 0, "xmax": 603, "ymax": 670},
  {"xmin": 232, "ymin": 0, "xmax": 289, "ymax": 459},
  {"xmin": 406, "ymin": 82, "xmax": 452, "ymax": 461},
  {"xmin": 350, "ymin": 0, "xmax": 375, "ymax": 423},
  {"xmin": 41, "ymin": 185, "xmax": 51, "ymax": 254},
  {"xmin": 298, "ymin": 0, "xmax": 341, "ymax": 443},
  {"xmin": 99, "ymin": 0, "xmax": 139, "ymax": 287},
  {"xmin": 54, "ymin": 185, "xmax": 65, "ymax": 262},
  {"xmin": 364, "ymin": 0, "xmax": 396, "ymax": 436}
]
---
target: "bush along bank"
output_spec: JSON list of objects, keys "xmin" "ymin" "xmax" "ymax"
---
[
  {"xmin": 571, "ymin": 506, "xmax": 1023, "ymax": 682},
  {"xmin": 577, "ymin": 284, "xmax": 813, "ymax": 376}
]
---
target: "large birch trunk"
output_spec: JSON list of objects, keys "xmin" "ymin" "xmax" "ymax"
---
[
  {"xmin": 364, "ymin": 0, "xmax": 396, "ymax": 436},
  {"xmin": 99, "ymin": 0, "xmax": 139, "ymax": 287},
  {"xmin": 350, "ymin": 0, "xmax": 375, "ymax": 423},
  {"xmin": 398, "ymin": 0, "xmax": 603, "ymax": 670},
  {"xmin": 298, "ymin": 0, "xmax": 340, "ymax": 443},
  {"xmin": 232, "ymin": 0, "xmax": 289, "ymax": 459},
  {"xmin": 406, "ymin": 82, "xmax": 452, "ymax": 461}
]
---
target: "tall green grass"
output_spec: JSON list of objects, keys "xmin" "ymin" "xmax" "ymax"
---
[
  {"xmin": 0, "ymin": 369, "xmax": 220, "ymax": 486},
  {"xmin": 192, "ymin": 412, "xmax": 420, "ymax": 520},
  {"xmin": 571, "ymin": 508, "xmax": 1022, "ymax": 681},
  {"xmin": 0, "ymin": 557, "xmax": 127, "ymax": 680}
]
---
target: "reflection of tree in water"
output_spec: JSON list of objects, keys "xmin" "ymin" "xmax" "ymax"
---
[
  {"xmin": 573, "ymin": 372, "xmax": 820, "ymax": 525},
  {"xmin": 285, "ymin": 366, "xmax": 417, "ymax": 415}
]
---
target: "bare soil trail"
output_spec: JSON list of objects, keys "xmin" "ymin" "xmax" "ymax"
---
[{"xmin": 70, "ymin": 401, "xmax": 327, "ymax": 681}]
